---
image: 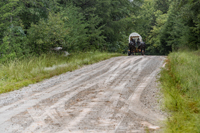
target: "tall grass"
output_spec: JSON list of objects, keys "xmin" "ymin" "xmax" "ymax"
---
[
  {"xmin": 0, "ymin": 52, "xmax": 122, "ymax": 94},
  {"xmin": 159, "ymin": 50, "xmax": 200, "ymax": 133}
]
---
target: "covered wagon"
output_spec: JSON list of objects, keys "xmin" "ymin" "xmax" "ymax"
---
[{"xmin": 128, "ymin": 32, "xmax": 146, "ymax": 56}]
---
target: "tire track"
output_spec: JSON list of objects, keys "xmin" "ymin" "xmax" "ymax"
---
[{"xmin": 0, "ymin": 56, "xmax": 166, "ymax": 133}]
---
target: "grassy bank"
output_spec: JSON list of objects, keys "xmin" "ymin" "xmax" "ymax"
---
[
  {"xmin": 0, "ymin": 52, "xmax": 122, "ymax": 94},
  {"xmin": 159, "ymin": 50, "xmax": 200, "ymax": 132}
]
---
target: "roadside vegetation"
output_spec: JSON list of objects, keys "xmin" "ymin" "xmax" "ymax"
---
[
  {"xmin": 0, "ymin": 52, "xmax": 122, "ymax": 94},
  {"xmin": 159, "ymin": 50, "xmax": 200, "ymax": 132},
  {"xmin": 1, "ymin": 1, "xmax": 200, "ymax": 130},
  {"xmin": 0, "ymin": 0, "xmax": 140, "ymax": 62}
]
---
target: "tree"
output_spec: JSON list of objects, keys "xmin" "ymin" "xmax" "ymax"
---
[
  {"xmin": 154, "ymin": 0, "xmax": 170, "ymax": 14},
  {"xmin": 60, "ymin": 5, "xmax": 89, "ymax": 51},
  {"xmin": 27, "ymin": 12, "xmax": 69, "ymax": 54},
  {"xmin": 133, "ymin": 0, "xmax": 156, "ymax": 42},
  {"xmin": 147, "ymin": 11, "xmax": 168, "ymax": 54},
  {"xmin": 158, "ymin": 0, "xmax": 200, "ymax": 51},
  {"xmin": 58, "ymin": 0, "xmax": 142, "ymax": 51},
  {"xmin": 0, "ymin": 0, "xmax": 31, "ymax": 60},
  {"xmin": 19, "ymin": 0, "xmax": 60, "ymax": 32},
  {"xmin": 0, "ymin": 0, "xmax": 23, "ymax": 41}
]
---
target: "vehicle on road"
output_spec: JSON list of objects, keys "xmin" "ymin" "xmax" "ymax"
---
[{"xmin": 128, "ymin": 32, "xmax": 146, "ymax": 56}]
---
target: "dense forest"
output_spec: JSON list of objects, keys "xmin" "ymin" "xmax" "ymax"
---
[{"xmin": 0, "ymin": 0, "xmax": 200, "ymax": 61}]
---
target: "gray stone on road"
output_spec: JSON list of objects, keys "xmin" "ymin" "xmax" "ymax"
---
[{"xmin": 0, "ymin": 56, "xmax": 166, "ymax": 133}]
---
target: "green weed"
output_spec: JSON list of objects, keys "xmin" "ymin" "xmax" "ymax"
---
[
  {"xmin": 0, "ymin": 52, "xmax": 122, "ymax": 94},
  {"xmin": 159, "ymin": 50, "xmax": 200, "ymax": 133}
]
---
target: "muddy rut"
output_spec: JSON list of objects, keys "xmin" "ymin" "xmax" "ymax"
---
[{"xmin": 0, "ymin": 56, "xmax": 166, "ymax": 133}]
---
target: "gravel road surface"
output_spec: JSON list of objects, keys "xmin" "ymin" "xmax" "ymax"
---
[{"xmin": 0, "ymin": 56, "xmax": 166, "ymax": 133}]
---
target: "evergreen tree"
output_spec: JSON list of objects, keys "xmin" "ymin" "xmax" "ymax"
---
[
  {"xmin": 154, "ymin": 0, "xmax": 170, "ymax": 14},
  {"xmin": 0, "ymin": 0, "xmax": 22, "ymax": 41},
  {"xmin": 60, "ymin": 5, "xmax": 89, "ymax": 51},
  {"xmin": 133, "ymin": 0, "xmax": 156, "ymax": 42},
  {"xmin": 0, "ymin": 0, "xmax": 30, "ymax": 60},
  {"xmin": 27, "ymin": 12, "xmax": 69, "ymax": 54}
]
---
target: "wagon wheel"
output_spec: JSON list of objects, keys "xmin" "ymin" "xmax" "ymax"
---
[
  {"xmin": 133, "ymin": 47, "xmax": 136, "ymax": 55},
  {"xmin": 141, "ymin": 49, "xmax": 144, "ymax": 55},
  {"xmin": 141, "ymin": 48, "xmax": 145, "ymax": 55},
  {"xmin": 143, "ymin": 48, "xmax": 146, "ymax": 55}
]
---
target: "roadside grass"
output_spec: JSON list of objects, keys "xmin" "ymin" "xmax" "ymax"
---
[
  {"xmin": 0, "ymin": 51, "xmax": 122, "ymax": 94},
  {"xmin": 159, "ymin": 50, "xmax": 200, "ymax": 133}
]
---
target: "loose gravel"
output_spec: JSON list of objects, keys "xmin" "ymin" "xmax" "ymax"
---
[{"xmin": 0, "ymin": 56, "xmax": 166, "ymax": 133}]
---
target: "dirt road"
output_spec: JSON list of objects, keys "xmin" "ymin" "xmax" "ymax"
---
[{"xmin": 0, "ymin": 56, "xmax": 166, "ymax": 133}]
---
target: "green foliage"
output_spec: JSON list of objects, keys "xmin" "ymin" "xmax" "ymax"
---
[
  {"xmin": 60, "ymin": 5, "xmax": 104, "ymax": 52},
  {"xmin": 27, "ymin": 12, "xmax": 69, "ymax": 54},
  {"xmin": 60, "ymin": 6, "xmax": 88, "ymax": 51},
  {"xmin": 19, "ymin": 0, "xmax": 60, "ymax": 29},
  {"xmin": 1, "ymin": 0, "xmax": 199, "ymax": 57},
  {"xmin": 0, "ymin": 26, "xmax": 29, "ymax": 61},
  {"xmin": 133, "ymin": 0, "xmax": 200, "ymax": 55},
  {"xmin": 63, "ymin": 0, "xmax": 142, "ymax": 50},
  {"xmin": 153, "ymin": 0, "xmax": 170, "ymax": 14},
  {"xmin": 86, "ymin": 14, "xmax": 105, "ymax": 51},
  {"xmin": 133, "ymin": 0, "xmax": 156, "ymax": 42},
  {"xmin": 148, "ymin": 0, "xmax": 200, "ymax": 54},
  {"xmin": 147, "ymin": 11, "xmax": 169, "ymax": 55},
  {"xmin": 159, "ymin": 50, "xmax": 200, "ymax": 132},
  {"xmin": 0, "ymin": 0, "xmax": 23, "ymax": 40},
  {"xmin": 0, "ymin": 0, "xmax": 145, "ymax": 58},
  {"xmin": 0, "ymin": 0, "xmax": 60, "ymax": 59}
]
